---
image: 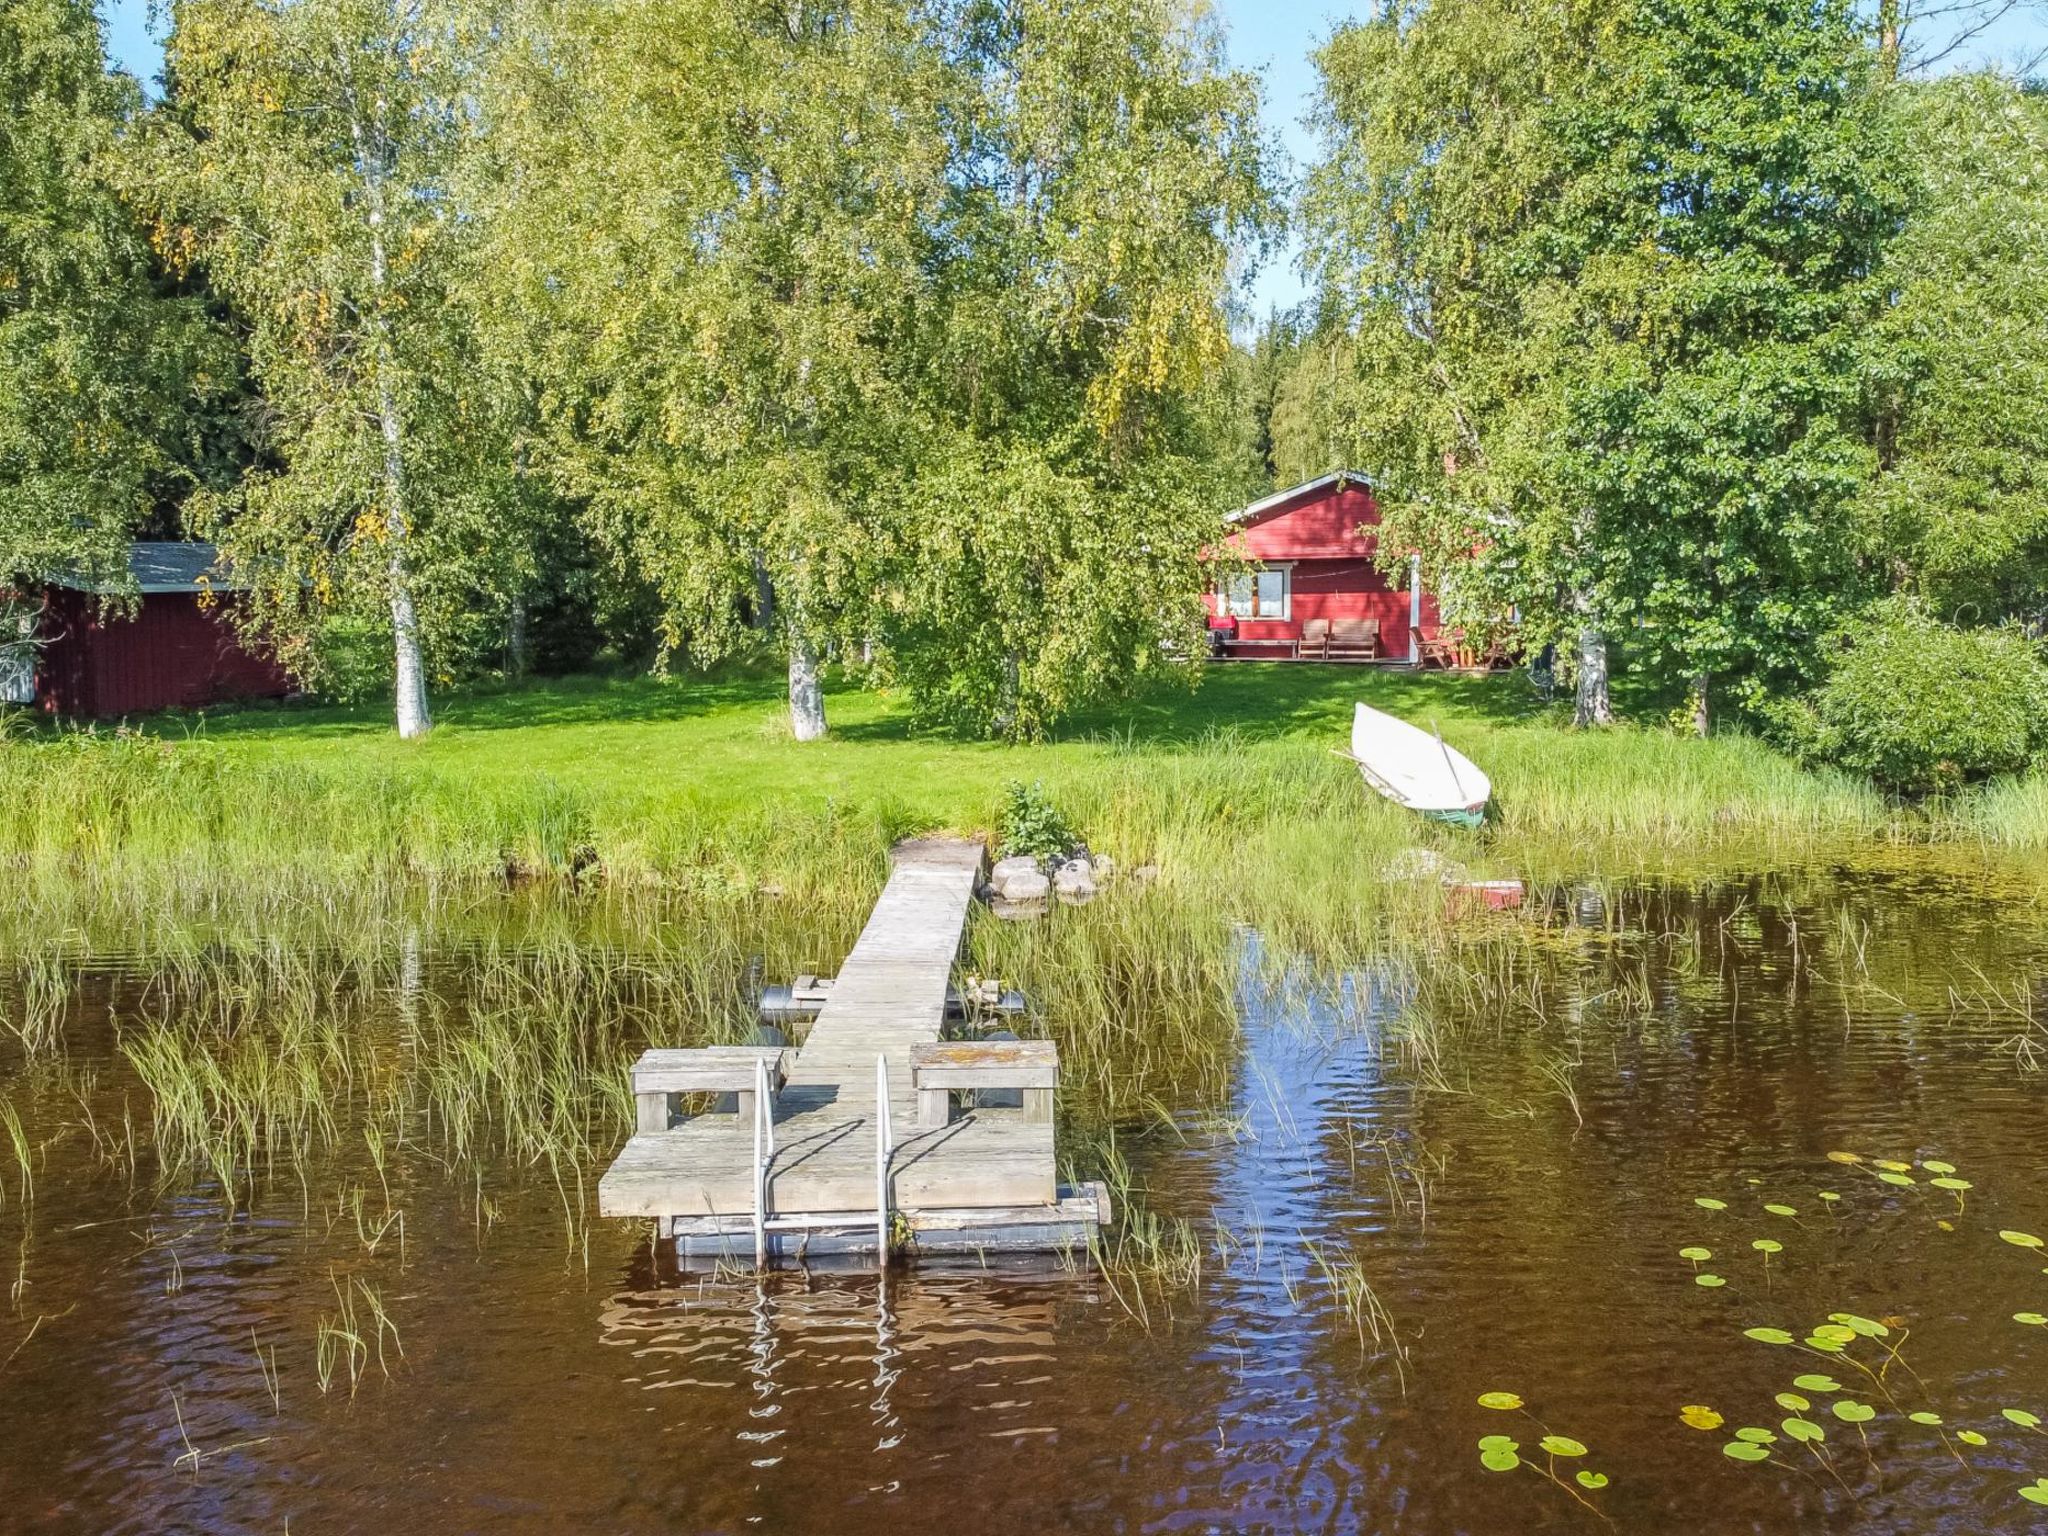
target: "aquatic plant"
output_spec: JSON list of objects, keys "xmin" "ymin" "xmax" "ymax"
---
[{"xmin": 1475, "ymin": 1391, "xmax": 1613, "ymax": 1518}]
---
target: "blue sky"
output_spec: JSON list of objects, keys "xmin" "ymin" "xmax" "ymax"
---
[{"xmin": 98, "ymin": 0, "xmax": 2046, "ymax": 320}]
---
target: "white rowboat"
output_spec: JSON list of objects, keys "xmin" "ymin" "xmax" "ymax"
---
[{"xmin": 1343, "ymin": 701, "xmax": 1491, "ymax": 827}]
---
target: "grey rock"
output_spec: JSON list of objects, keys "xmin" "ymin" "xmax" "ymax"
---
[
  {"xmin": 988, "ymin": 894, "xmax": 1048, "ymax": 922},
  {"xmin": 1052, "ymin": 859, "xmax": 1097, "ymax": 900},
  {"xmin": 996, "ymin": 869, "xmax": 1051, "ymax": 902}
]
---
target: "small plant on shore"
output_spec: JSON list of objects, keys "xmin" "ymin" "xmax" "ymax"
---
[{"xmin": 997, "ymin": 780, "xmax": 1079, "ymax": 862}]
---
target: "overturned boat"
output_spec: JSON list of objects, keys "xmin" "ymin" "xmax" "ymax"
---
[{"xmin": 1343, "ymin": 701, "xmax": 1491, "ymax": 828}]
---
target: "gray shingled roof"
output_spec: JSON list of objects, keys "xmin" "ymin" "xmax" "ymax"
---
[{"xmin": 49, "ymin": 542, "xmax": 243, "ymax": 594}]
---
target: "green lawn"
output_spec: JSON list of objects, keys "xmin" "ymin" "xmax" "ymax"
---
[{"xmin": 174, "ymin": 662, "xmax": 1530, "ymax": 823}]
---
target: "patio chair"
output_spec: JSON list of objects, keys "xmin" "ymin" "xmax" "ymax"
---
[{"xmin": 1298, "ymin": 617, "xmax": 1331, "ymax": 661}]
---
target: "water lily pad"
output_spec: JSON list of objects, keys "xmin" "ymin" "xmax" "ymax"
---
[
  {"xmin": 2017, "ymin": 1313, "xmax": 2048, "ymax": 1327},
  {"xmin": 1479, "ymin": 1434, "xmax": 1518, "ymax": 1452},
  {"xmin": 1777, "ymin": 1392, "xmax": 1811, "ymax": 1412},
  {"xmin": 1752, "ymin": 1239, "xmax": 1783, "ymax": 1255},
  {"xmin": 1803, "ymin": 1334, "xmax": 1847, "ymax": 1353},
  {"xmin": 1723, "ymin": 1441, "xmax": 1770, "ymax": 1462},
  {"xmin": 2021, "ymin": 1478, "xmax": 2048, "ymax": 1506},
  {"xmin": 1680, "ymin": 1404, "xmax": 1724, "ymax": 1430},
  {"xmin": 1794, "ymin": 1374, "xmax": 1842, "ymax": 1393},
  {"xmin": 2003, "ymin": 1408, "xmax": 2042, "ymax": 1429},
  {"xmin": 1921, "ymin": 1159, "xmax": 1956, "ymax": 1175},
  {"xmin": 1818, "ymin": 1191, "xmax": 1841, "ymax": 1202},
  {"xmin": 1735, "ymin": 1426, "xmax": 1777, "ymax": 1444},
  {"xmin": 1874, "ymin": 1159, "xmax": 1913, "ymax": 1172},
  {"xmin": 1576, "ymin": 1470, "xmax": 1609, "ymax": 1490},
  {"xmin": 1909, "ymin": 1411, "xmax": 1943, "ymax": 1426},
  {"xmin": 1478, "ymin": 1391, "xmax": 1524, "ymax": 1411},
  {"xmin": 1696, "ymin": 1274, "xmax": 1727, "ymax": 1288},
  {"xmin": 1696, "ymin": 1198, "xmax": 1728, "ymax": 1211},
  {"xmin": 1540, "ymin": 1435, "xmax": 1588, "ymax": 1457},
  {"xmin": 1931, "ymin": 1177, "xmax": 1972, "ymax": 1191},
  {"xmin": 1826, "ymin": 1151, "xmax": 1863, "ymax": 1165},
  {"xmin": 1744, "ymin": 1327, "xmax": 1795, "ymax": 1344},
  {"xmin": 1764, "ymin": 1203, "xmax": 1797, "ymax": 1217},
  {"xmin": 1877, "ymin": 1171, "xmax": 1916, "ymax": 1187},
  {"xmin": 1679, "ymin": 1246, "xmax": 1712, "ymax": 1262},
  {"xmin": 1481, "ymin": 1445, "xmax": 1521, "ymax": 1472},
  {"xmin": 1959, "ymin": 1429, "xmax": 1989, "ymax": 1446},
  {"xmin": 1832, "ymin": 1401, "xmax": 1876, "ymax": 1424},
  {"xmin": 2000, "ymin": 1231, "xmax": 2045, "ymax": 1250},
  {"xmin": 1783, "ymin": 1417, "xmax": 1825, "ymax": 1443},
  {"xmin": 1829, "ymin": 1313, "xmax": 1889, "ymax": 1338},
  {"xmin": 1813, "ymin": 1324, "xmax": 1858, "ymax": 1344}
]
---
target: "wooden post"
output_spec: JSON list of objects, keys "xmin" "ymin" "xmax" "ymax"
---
[
  {"xmin": 1023, "ymin": 1087, "xmax": 1053, "ymax": 1124},
  {"xmin": 636, "ymin": 1091, "xmax": 669, "ymax": 1133},
  {"xmin": 1408, "ymin": 554, "xmax": 1422, "ymax": 665},
  {"xmin": 919, "ymin": 1086, "xmax": 951, "ymax": 1129}
]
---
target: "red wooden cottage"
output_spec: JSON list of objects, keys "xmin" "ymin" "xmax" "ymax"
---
[
  {"xmin": 9, "ymin": 543, "xmax": 293, "ymax": 718},
  {"xmin": 1203, "ymin": 471, "xmax": 1438, "ymax": 662}
]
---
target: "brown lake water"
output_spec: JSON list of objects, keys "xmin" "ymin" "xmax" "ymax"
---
[{"xmin": 2, "ymin": 862, "xmax": 2047, "ymax": 1534}]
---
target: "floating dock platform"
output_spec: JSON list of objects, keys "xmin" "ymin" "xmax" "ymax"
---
[{"xmin": 598, "ymin": 838, "xmax": 1109, "ymax": 1264}]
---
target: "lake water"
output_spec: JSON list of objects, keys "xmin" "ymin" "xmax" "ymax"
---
[{"xmin": 2, "ymin": 861, "xmax": 2046, "ymax": 1533}]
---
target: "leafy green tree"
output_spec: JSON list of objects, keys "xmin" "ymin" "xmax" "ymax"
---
[
  {"xmin": 1304, "ymin": 0, "xmax": 1907, "ymax": 731},
  {"xmin": 145, "ymin": 0, "xmax": 533, "ymax": 735},
  {"xmin": 878, "ymin": 0, "xmax": 1275, "ymax": 737},
  {"xmin": 1860, "ymin": 73, "xmax": 2048, "ymax": 626},
  {"xmin": 490, "ymin": 0, "xmax": 1271, "ymax": 740},
  {"xmin": 1, "ymin": 0, "xmax": 230, "ymax": 592}
]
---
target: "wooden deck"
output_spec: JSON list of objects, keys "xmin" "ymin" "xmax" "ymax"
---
[{"xmin": 598, "ymin": 838, "xmax": 1106, "ymax": 1261}]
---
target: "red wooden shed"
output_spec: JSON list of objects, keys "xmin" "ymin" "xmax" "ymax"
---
[
  {"xmin": 20, "ymin": 543, "xmax": 292, "ymax": 718},
  {"xmin": 1203, "ymin": 471, "xmax": 1439, "ymax": 662}
]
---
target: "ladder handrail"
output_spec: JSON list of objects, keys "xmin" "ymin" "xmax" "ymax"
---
[
  {"xmin": 874, "ymin": 1053, "xmax": 893, "ymax": 1266},
  {"xmin": 752, "ymin": 1052, "xmax": 776, "ymax": 1268}
]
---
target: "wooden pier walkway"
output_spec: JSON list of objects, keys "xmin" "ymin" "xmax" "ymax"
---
[{"xmin": 598, "ymin": 838, "xmax": 1107, "ymax": 1261}]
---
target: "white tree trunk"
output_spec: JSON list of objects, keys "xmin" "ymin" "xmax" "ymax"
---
[
  {"xmin": 1691, "ymin": 671, "xmax": 1711, "ymax": 739},
  {"xmin": 347, "ymin": 53, "xmax": 430, "ymax": 739},
  {"xmin": 1574, "ymin": 625, "xmax": 1614, "ymax": 727},
  {"xmin": 379, "ymin": 377, "xmax": 431, "ymax": 739},
  {"xmin": 788, "ymin": 634, "xmax": 826, "ymax": 741}
]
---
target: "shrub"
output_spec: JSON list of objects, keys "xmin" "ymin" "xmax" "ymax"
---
[
  {"xmin": 1770, "ymin": 603, "xmax": 2048, "ymax": 795},
  {"xmin": 996, "ymin": 779, "xmax": 1079, "ymax": 861}
]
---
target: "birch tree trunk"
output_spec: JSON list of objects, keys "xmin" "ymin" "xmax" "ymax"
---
[
  {"xmin": 347, "ymin": 43, "xmax": 431, "ymax": 739},
  {"xmin": 506, "ymin": 593, "xmax": 530, "ymax": 678},
  {"xmin": 1691, "ymin": 671, "xmax": 1711, "ymax": 738},
  {"xmin": 788, "ymin": 633, "xmax": 827, "ymax": 741},
  {"xmin": 1574, "ymin": 624, "xmax": 1614, "ymax": 727}
]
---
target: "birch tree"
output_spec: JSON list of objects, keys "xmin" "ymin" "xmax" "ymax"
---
[
  {"xmin": 479, "ymin": 0, "xmax": 952, "ymax": 742},
  {"xmin": 144, "ymin": 0, "xmax": 513, "ymax": 735}
]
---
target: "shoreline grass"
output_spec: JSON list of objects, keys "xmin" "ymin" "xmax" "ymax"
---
[{"xmin": 3, "ymin": 665, "xmax": 2039, "ymax": 938}]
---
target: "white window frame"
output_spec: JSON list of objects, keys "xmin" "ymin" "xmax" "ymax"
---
[{"xmin": 1221, "ymin": 563, "xmax": 1292, "ymax": 621}]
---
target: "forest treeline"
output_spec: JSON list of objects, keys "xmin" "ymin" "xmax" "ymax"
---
[{"xmin": 3, "ymin": 0, "xmax": 2046, "ymax": 786}]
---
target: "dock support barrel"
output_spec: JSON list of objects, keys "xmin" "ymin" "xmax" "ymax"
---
[{"xmin": 910, "ymin": 1040, "xmax": 1059, "ymax": 1128}]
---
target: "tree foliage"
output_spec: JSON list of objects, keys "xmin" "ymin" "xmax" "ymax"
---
[
  {"xmin": 0, "ymin": 0, "xmax": 230, "ymax": 592},
  {"xmin": 1860, "ymin": 73, "xmax": 2048, "ymax": 626},
  {"xmin": 485, "ymin": 0, "xmax": 1271, "ymax": 739},
  {"xmin": 1303, "ymin": 0, "xmax": 1911, "ymax": 726}
]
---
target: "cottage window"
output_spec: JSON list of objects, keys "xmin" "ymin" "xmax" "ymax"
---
[{"xmin": 1222, "ymin": 567, "xmax": 1290, "ymax": 620}]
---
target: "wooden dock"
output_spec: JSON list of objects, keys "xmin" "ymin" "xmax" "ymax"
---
[{"xmin": 598, "ymin": 838, "xmax": 1108, "ymax": 1263}]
